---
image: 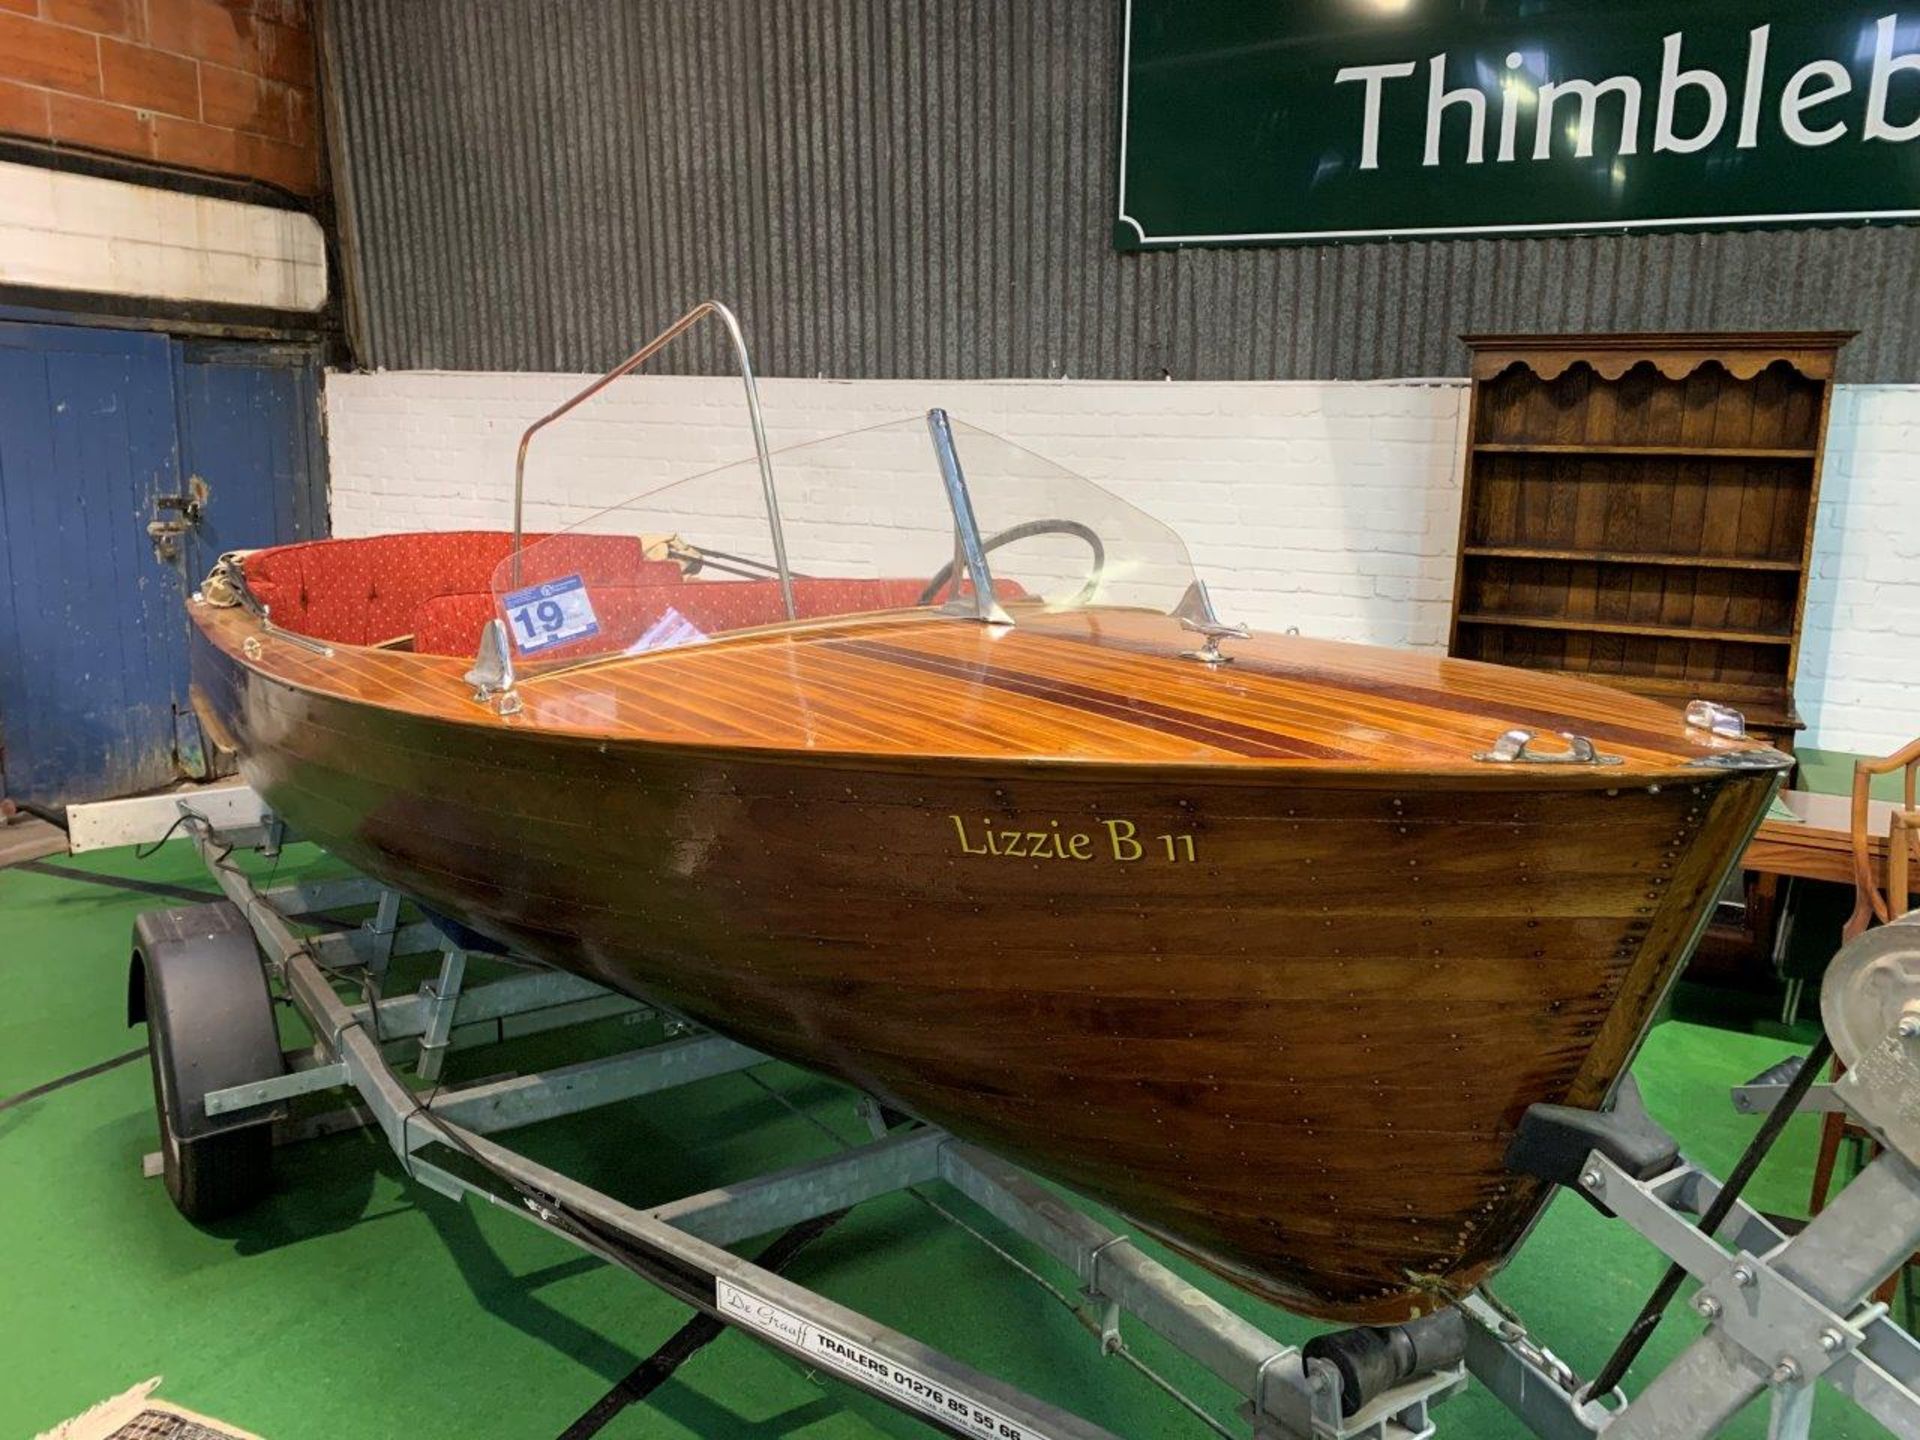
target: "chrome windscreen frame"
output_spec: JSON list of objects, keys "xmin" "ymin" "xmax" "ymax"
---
[
  {"xmin": 507, "ymin": 302, "xmax": 1014, "ymax": 635},
  {"xmin": 508, "ymin": 301, "xmax": 795, "ymax": 618},
  {"xmin": 925, "ymin": 407, "xmax": 1012, "ymax": 626}
]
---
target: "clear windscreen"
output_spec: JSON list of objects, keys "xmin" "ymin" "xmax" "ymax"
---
[
  {"xmin": 954, "ymin": 424, "xmax": 1199, "ymax": 615},
  {"xmin": 490, "ymin": 413, "xmax": 1198, "ymax": 673}
]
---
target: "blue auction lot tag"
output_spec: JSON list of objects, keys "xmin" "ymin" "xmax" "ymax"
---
[{"xmin": 502, "ymin": 574, "xmax": 600, "ymax": 653}]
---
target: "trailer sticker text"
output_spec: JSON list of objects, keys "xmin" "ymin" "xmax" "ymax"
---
[{"xmin": 717, "ymin": 1280, "xmax": 1057, "ymax": 1440}]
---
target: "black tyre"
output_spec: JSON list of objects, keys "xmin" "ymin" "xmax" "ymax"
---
[{"xmin": 145, "ymin": 968, "xmax": 273, "ymax": 1222}]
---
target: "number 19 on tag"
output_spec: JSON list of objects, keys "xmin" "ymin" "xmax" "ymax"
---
[{"xmin": 502, "ymin": 574, "xmax": 600, "ymax": 653}]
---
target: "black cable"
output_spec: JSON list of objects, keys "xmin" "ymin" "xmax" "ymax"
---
[
  {"xmin": 353, "ymin": 962, "xmax": 386, "ymax": 1044},
  {"xmin": 7, "ymin": 798, "xmax": 65, "ymax": 830},
  {"xmin": 11, "ymin": 858, "xmax": 216, "ymax": 906},
  {"xmin": 557, "ymin": 1309, "xmax": 728, "ymax": 1440},
  {"xmin": 554, "ymin": 1208, "xmax": 849, "ymax": 1440},
  {"xmin": 134, "ymin": 810, "xmax": 198, "ymax": 858},
  {"xmin": 1586, "ymin": 1032, "xmax": 1835, "ymax": 1399},
  {"xmin": 0, "ymin": 1047, "xmax": 146, "ymax": 1115},
  {"xmin": 916, "ymin": 518, "xmax": 1106, "ymax": 607},
  {"xmin": 140, "ymin": 808, "xmax": 238, "ymax": 895}
]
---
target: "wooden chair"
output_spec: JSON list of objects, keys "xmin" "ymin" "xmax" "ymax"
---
[
  {"xmin": 1843, "ymin": 736, "xmax": 1920, "ymax": 943},
  {"xmin": 1810, "ymin": 740, "xmax": 1920, "ymax": 1306}
]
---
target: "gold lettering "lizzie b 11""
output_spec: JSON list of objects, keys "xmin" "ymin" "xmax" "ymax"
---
[{"xmin": 948, "ymin": 815, "xmax": 1197, "ymax": 862}]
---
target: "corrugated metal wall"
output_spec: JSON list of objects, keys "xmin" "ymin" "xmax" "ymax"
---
[{"xmin": 320, "ymin": 0, "xmax": 1920, "ymax": 382}]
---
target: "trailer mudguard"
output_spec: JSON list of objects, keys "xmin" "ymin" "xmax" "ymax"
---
[{"xmin": 127, "ymin": 901, "xmax": 286, "ymax": 1142}]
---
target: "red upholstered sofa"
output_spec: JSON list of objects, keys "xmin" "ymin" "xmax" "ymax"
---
[{"xmin": 238, "ymin": 532, "xmax": 948, "ymax": 659}]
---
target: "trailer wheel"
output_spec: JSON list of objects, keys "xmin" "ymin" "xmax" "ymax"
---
[
  {"xmin": 144, "ymin": 967, "xmax": 273, "ymax": 1221},
  {"xmin": 129, "ymin": 903, "xmax": 287, "ymax": 1223},
  {"xmin": 139, "ymin": 944, "xmax": 276, "ymax": 1223}
]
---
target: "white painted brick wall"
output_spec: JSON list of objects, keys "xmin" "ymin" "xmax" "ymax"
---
[
  {"xmin": 1798, "ymin": 385, "xmax": 1920, "ymax": 756},
  {"xmin": 324, "ymin": 371, "xmax": 1918, "ymax": 755},
  {"xmin": 0, "ymin": 161, "xmax": 325, "ymax": 311}
]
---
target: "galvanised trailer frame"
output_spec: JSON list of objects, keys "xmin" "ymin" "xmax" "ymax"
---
[{"xmin": 133, "ymin": 807, "xmax": 1920, "ymax": 1440}]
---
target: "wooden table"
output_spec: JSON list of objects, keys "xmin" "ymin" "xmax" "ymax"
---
[{"xmin": 1743, "ymin": 790, "xmax": 1914, "ymax": 891}]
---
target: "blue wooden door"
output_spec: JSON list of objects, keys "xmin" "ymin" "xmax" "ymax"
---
[
  {"xmin": 175, "ymin": 341, "xmax": 327, "ymax": 573},
  {"xmin": 169, "ymin": 340, "xmax": 328, "ymax": 780},
  {"xmin": 0, "ymin": 321, "xmax": 326, "ymax": 808},
  {"xmin": 0, "ymin": 322, "xmax": 187, "ymax": 807}
]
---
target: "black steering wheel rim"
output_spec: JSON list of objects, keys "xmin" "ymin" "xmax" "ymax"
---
[{"xmin": 917, "ymin": 518, "xmax": 1107, "ymax": 608}]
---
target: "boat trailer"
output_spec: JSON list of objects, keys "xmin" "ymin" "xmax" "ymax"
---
[{"xmin": 132, "ymin": 805, "xmax": 1920, "ymax": 1440}]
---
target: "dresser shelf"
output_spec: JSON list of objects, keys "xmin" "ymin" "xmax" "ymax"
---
[
  {"xmin": 1461, "ymin": 546, "xmax": 1804, "ymax": 572},
  {"xmin": 1449, "ymin": 330, "xmax": 1852, "ymax": 750},
  {"xmin": 1471, "ymin": 441, "xmax": 1817, "ymax": 460},
  {"xmin": 1456, "ymin": 613, "xmax": 1794, "ymax": 646}
]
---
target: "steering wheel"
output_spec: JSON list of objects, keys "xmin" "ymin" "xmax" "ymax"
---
[{"xmin": 917, "ymin": 519, "xmax": 1107, "ymax": 608}]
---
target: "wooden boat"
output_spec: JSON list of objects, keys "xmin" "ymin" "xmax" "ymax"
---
[{"xmin": 182, "ymin": 322, "xmax": 1787, "ymax": 1323}]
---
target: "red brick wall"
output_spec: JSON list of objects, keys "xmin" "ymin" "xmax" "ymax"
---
[{"xmin": 0, "ymin": 0, "xmax": 322, "ymax": 194}]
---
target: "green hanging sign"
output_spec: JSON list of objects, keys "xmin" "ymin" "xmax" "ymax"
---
[{"xmin": 1116, "ymin": 1, "xmax": 1920, "ymax": 249}]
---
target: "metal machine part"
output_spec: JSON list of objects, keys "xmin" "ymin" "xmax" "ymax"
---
[
  {"xmin": 1686, "ymin": 748, "xmax": 1797, "ymax": 772},
  {"xmin": 1172, "ymin": 578, "xmax": 1250, "ymax": 665},
  {"xmin": 1684, "ymin": 699, "xmax": 1749, "ymax": 740},
  {"xmin": 1304, "ymin": 1313, "xmax": 1468, "ymax": 1419},
  {"xmin": 925, "ymin": 408, "xmax": 1016, "ymax": 627},
  {"xmin": 463, "ymin": 618, "xmax": 520, "ymax": 715},
  {"xmin": 1729, "ymin": 1054, "xmax": 1850, "ymax": 1116},
  {"xmin": 1571, "ymin": 1147, "xmax": 1920, "ymax": 1439},
  {"xmin": 198, "ymin": 553, "xmax": 335, "ymax": 658},
  {"xmin": 914, "ymin": 516, "xmax": 1108, "ymax": 612},
  {"xmin": 1822, "ymin": 912, "xmax": 1920, "ymax": 1069},
  {"xmin": 1489, "ymin": 913, "xmax": 1920, "ymax": 1440},
  {"xmin": 1473, "ymin": 729, "xmax": 1623, "ymax": 766}
]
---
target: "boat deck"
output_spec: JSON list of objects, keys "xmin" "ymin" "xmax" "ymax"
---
[{"xmin": 196, "ymin": 602, "xmax": 1754, "ymax": 774}]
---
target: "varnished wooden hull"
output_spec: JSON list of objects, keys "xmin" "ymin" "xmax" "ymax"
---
[{"xmin": 188, "ymin": 605, "xmax": 1775, "ymax": 1321}]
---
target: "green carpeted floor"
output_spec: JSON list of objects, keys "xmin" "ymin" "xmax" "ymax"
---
[{"xmin": 0, "ymin": 840, "xmax": 1894, "ymax": 1439}]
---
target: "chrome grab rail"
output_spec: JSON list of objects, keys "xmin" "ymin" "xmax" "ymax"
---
[{"xmin": 509, "ymin": 300, "xmax": 794, "ymax": 621}]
